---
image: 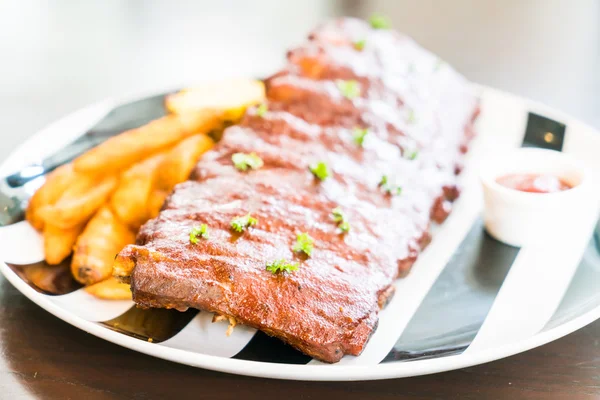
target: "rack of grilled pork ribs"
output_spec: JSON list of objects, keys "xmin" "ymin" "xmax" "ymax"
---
[{"xmin": 114, "ymin": 18, "xmax": 480, "ymax": 363}]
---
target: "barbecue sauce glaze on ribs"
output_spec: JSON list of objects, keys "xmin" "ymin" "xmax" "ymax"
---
[{"xmin": 114, "ymin": 18, "xmax": 480, "ymax": 363}]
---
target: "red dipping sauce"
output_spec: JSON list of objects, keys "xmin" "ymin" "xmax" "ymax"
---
[{"xmin": 496, "ymin": 174, "xmax": 572, "ymax": 193}]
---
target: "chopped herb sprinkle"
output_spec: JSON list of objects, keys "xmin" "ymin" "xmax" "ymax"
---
[
  {"xmin": 189, "ymin": 224, "xmax": 209, "ymax": 244},
  {"xmin": 338, "ymin": 220, "xmax": 350, "ymax": 233},
  {"xmin": 434, "ymin": 58, "xmax": 445, "ymax": 72},
  {"xmin": 352, "ymin": 127, "xmax": 369, "ymax": 147},
  {"xmin": 389, "ymin": 186, "xmax": 403, "ymax": 196},
  {"xmin": 336, "ymin": 80, "xmax": 361, "ymax": 99},
  {"xmin": 407, "ymin": 109, "xmax": 416, "ymax": 124},
  {"xmin": 232, "ymin": 152, "xmax": 264, "ymax": 171},
  {"xmin": 405, "ymin": 149, "xmax": 419, "ymax": 160},
  {"xmin": 353, "ymin": 39, "xmax": 366, "ymax": 51},
  {"xmin": 369, "ymin": 13, "xmax": 390, "ymax": 29},
  {"xmin": 309, "ymin": 161, "xmax": 330, "ymax": 181},
  {"xmin": 230, "ymin": 213, "xmax": 258, "ymax": 233},
  {"xmin": 256, "ymin": 103, "xmax": 268, "ymax": 117},
  {"xmin": 332, "ymin": 207, "xmax": 350, "ymax": 233},
  {"xmin": 266, "ymin": 259, "xmax": 299, "ymax": 274},
  {"xmin": 293, "ymin": 232, "xmax": 314, "ymax": 256},
  {"xmin": 379, "ymin": 175, "xmax": 402, "ymax": 195},
  {"xmin": 332, "ymin": 207, "xmax": 346, "ymax": 223},
  {"xmin": 379, "ymin": 175, "xmax": 388, "ymax": 187}
]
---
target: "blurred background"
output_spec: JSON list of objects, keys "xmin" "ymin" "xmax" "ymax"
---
[{"xmin": 0, "ymin": 0, "xmax": 598, "ymax": 161}]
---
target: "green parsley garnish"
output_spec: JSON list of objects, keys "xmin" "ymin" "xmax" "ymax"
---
[
  {"xmin": 189, "ymin": 224, "xmax": 209, "ymax": 244},
  {"xmin": 407, "ymin": 63, "xmax": 416, "ymax": 74},
  {"xmin": 389, "ymin": 186, "xmax": 403, "ymax": 196},
  {"xmin": 230, "ymin": 213, "xmax": 258, "ymax": 233},
  {"xmin": 433, "ymin": 58, "xmax": 444, "ymax": 72},
  {"xmin": 379, "ymin": 175, "xmax": 388, "ymax": 187},
  {"xmin": 232, "ymin": 152, "xmax": 264, "ymax": 171},
  {"xmin": 379, "ymin": 175, "xmax": 402, "ymax": 195},
  {"xmin": 338, "ymin": 220, "xmax": 350, "ymax": 233},
  {"xmin": 353, "ymin": 39, "xmax": 366, "ymax": 51},
  {"xmin": 407, "ymin": 109, "xmax": 416, "ymax": 124},
  {"xmin": 332, "ymin": 207, "xmax": 345, "ymax": 223},
  {"xmin": 332, "ymin": 207, "xmax": 350, "ymax": 233},
  {"xmin": 405, "ymin": 149, "xmax": 419, "ymax": 160},
  {"xmin": 369, "ymin": 13, "xmax": 390, "ymax": 29},
  {"xmin": 256, "ymin": 103, "xmax": 268, "ymax": 117},
  {"xmin": 293, "ymin": 232, "xmax": 314, "ymax": 256},
  {"xmin": 336, "ymin": 80, "xmax": 361, "ymax": 99},
  {"xmin": 353, "ymin": 127, "xmax": 369, "ymax": 147},
  {"xmin": 309, "ymin": 161, "xmax": 329, "ymax": 181},
  {"xmin": 266, "ymin": 259, "xmax": 299, "ymax": 274}
]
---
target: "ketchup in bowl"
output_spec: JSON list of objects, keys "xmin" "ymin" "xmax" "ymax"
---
[{"xmin": 496, "ymin": 174, "xmax": 572, "ymax": 193}]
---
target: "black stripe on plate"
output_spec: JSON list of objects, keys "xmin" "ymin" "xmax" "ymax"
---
[
  {"xmin": 382, "ymin": 112, "xmax": 570, "ymax": 363},
  {"xmin": 87, "ymin": 92, "xmax": 171, "ymax": 138},
  {"xmin": 7, "ymin": 259, "xmax": 82, "ymax": 295},
  {"xmin": 233, "ymin": 331, "xmax": 312, "ymax": 364},
  {"xmin": 382, "ymin": 112, "xmax": 568, "ymax": 363},
  {"xmin": 385, "ymin": 344, "xmax": 468, "ymax": 362},
  {"xmin": 381, "ymin": 219, "xmax": 520, "ymax": 363},
  {"xmin": 522, "ymin": 112, "xmax": 566, "ymax": 151},
  {"xmin": 99, "ymin": 307, "xmax": 199, "ymax": 343}
]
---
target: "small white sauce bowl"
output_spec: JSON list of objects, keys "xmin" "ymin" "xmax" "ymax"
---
[{"xmin": 480, "ymin": 148, "xmax": 596, "ymax": 247}]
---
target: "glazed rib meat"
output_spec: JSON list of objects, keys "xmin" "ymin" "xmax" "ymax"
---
[{"xmin": 114, "ymin": 18, "xmax": 479, "ymax": 363}]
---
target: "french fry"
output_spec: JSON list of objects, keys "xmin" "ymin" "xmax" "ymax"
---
[
  {"xmin": 154, "ymin": 134, "xmax": 214, "ymax": 191},
  {"xmin": 36, "ymin": 175, "xmax": 118, "ymax": 230},
  {"xmin": 26, "ymin": 164, "xmax": 77, "ymax": 231},
  {"xmin": 110, "ymin": 153, "xmax": 165, "ymax": 230},
  {"xmin": 146, "ymin": 189, "xmax": 169, "ymax": 219},
  {"xmin": 71, "ymin": 206, "xmax": 136, "ymax": 285},
  {"xmin": 28, "ymin": 79, "xmax": 267, "ymax": 292},
  {"xmin": 165, "ymin": 79, "xmax": 265, "ymax": 121},
  {"xmin": 73, "ymin": 110, "xmax": 224, "ymax": 175},
  {"xmin": 43, "ymin": 223, "xmax": 86, "ymax": 265},
  {"xmin": 141, "ymin": 135, "xmax": 214, "ymax": 220},
  {"xmin": 85, "ymin": 277, "xmax": 132, "ymax": 300}
]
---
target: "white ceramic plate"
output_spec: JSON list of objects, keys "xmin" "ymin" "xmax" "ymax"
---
[{"xmin": 1, "ymin": 85, "xmax": 599, "ymax": 381}]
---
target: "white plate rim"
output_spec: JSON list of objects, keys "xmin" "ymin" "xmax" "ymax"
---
[{"xmin": 1, "ymin": 84, "xmax": 599, "ymax": 381}]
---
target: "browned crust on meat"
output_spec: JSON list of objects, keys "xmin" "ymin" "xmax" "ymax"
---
[{"xmin": 115, "ymin": 17, "xmax": 479, "ymax": 363}]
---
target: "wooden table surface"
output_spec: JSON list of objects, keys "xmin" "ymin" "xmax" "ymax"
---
[{"xmin": 0, "ymin": 276, "xmax": 598, "ymax": 399}]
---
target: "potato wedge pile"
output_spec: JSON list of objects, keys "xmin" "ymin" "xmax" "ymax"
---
[{"xmin": 26, "ymin": 78, "xmax": 265, "ymax": 299}]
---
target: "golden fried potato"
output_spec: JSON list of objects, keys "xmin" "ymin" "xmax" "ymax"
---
[
  {"xmin": 36, "ymin": 175, "xmax": 118, "ymax": 230},
  {"xmin": 110, "ymin": 152, "xmax": 165, "ymax": 230},
  {"xmin": 146, "ymin": 189, "xmax": 169, "ymax": 220},
  {"xmin": 26, "ymin": 164, "xmax": 77, "ymax": 231},
  {"xmin": 43, "ymin": 223, "xmax": 86, "ymax": 265},
  {"xmin": 71, "ymin": 206, "xmax": 136, "ymax": 285},
  {"xmin": 165, "ymin": 79, "xmax": 265, "ymax": 121},
  {"xmin": 85, "ymin": 277, "xmax": 132, "ymax": 300},
  {"xmin": 139, "ymin": 135, "xmax": 213, "ymax": 220},
  {"xmin": 154, "ymin": 134, "xmax": 214, "ymax": 191},
  {"xmin": 73, "ymin": 110, "xmax": 223, "ymax": 175}
]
